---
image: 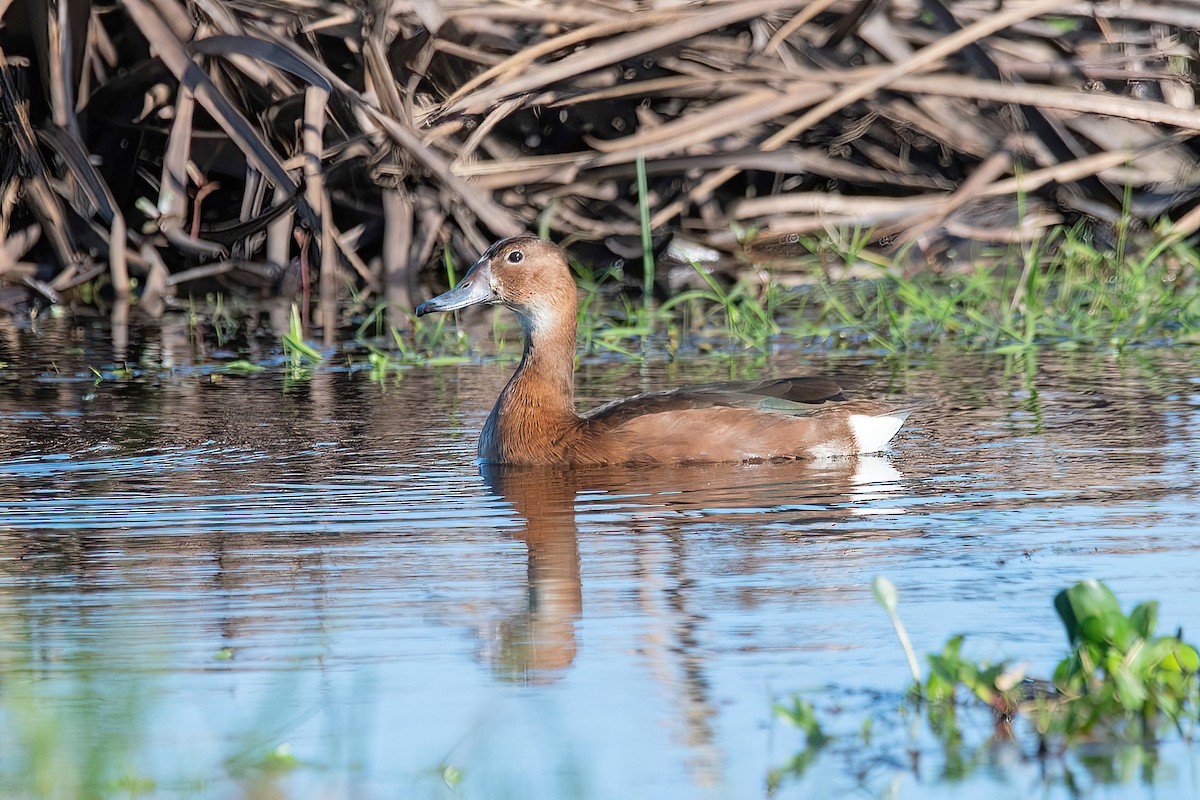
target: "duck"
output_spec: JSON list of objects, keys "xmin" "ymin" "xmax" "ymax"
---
[{"xmin": 416, "ymin": 235, "xmax": 908, "ymax": 465}]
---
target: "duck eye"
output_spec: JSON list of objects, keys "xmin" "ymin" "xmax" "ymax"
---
[{"xmin": 506, "ymin": 250, "xmax": 524, "ymax": 264}]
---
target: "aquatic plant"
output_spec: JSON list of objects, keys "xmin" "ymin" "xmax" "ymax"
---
[
  {"xmin": 772, "ymin": 578, "xmax": 1200, "ymax": 795},
  {"xmin": 878, "ymin": 578, "xmax": 1200, "ymax": 740},
  {"xmin": 281, "ymin": 303, "xmax": 324, "ymax": 377},
  {"xmin": 767, "ymin": 697, "xmax": 830, "ymax": 793},
  {"xmin": 410, "ymin": 219, "xmax": 1200, "ymax": 364},
  {"xmin": 353, "ymin": 304, "xmax": 474, "ymax": 372},
  {"xmin": 660, "ymin": 266, "xmax": 788, "ymax": 350},
  {"xmin": 0, "ymin": 668, "xmax": 154, "ymax": 799},
  {"xmin": 636, "ymin": 154, "xmax": 655, "ymax": 310},
  {"xmin": 805, "ymin": 226, "xmax": 1200, "ymax": 351},
  {"xmin": 1044, "ymin": 579, "xmax": 1200, "ymax": 739},
  {"xmin": 872, "ymin": 576, "xmax": 922, "ymax": 683}
]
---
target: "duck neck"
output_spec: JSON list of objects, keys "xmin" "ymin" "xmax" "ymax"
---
[{"xmin": 499, "ymin": 303, "xmax": 579, "ymax": 423}]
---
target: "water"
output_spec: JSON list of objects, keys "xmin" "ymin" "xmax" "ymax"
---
[{"xmin": 1, "ymin": 318, "xmax": 1199, "ymax": 798}]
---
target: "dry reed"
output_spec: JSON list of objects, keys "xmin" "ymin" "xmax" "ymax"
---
[{"xmin": 0, "ymin": 0, "xmax": 1197, "ymax": 316}]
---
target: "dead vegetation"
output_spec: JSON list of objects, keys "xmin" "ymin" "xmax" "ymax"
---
[{"xmin": 0, "ymin": 0, "xmax": 1198, "ymax": 318}]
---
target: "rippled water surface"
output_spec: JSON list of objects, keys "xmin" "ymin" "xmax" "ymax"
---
[{"xmin": 1, "ymin": 319, "xmax": 1199, "ymax": 799}]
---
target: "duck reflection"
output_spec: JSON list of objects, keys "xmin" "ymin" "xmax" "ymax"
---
[
  {"xmin": 480, "ymin": 463, "xmax": 584, "ymax": 678},
  {"xmin": 479, "ymin": 456, "xmax": 905, "ymax": 683}
]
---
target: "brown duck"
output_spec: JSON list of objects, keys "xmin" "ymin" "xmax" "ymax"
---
[{"xmin": 416, "ymin": 235, "xmax": 908, "ymax": 465}]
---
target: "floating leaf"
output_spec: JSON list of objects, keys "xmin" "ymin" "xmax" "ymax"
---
[{"xmin": 219, "ymin": 360, "xmax": 266, "ymax": 373}]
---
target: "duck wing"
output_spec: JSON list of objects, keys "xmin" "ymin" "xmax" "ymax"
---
[{"xmin": 582, "ymin": 376, "xmax": 847, "ymax": 426}]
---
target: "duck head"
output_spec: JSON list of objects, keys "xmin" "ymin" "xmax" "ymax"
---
[{"xmin": 416, "ymin": 235, "xmax": 577, "ymax": 331}]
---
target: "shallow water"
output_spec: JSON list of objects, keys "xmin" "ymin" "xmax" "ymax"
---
[{"xmin": 1, "ymin": 318, "xmax": 1199, "ymax": 798}]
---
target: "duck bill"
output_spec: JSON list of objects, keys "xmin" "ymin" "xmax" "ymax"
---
[{"xmin": 415, "ymin": 258, "xmax": 496, "ymax": 316}]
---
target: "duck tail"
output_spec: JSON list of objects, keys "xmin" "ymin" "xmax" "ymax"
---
[{"xmin": 848, "ymin": 410, "xmax": 911, "ymax": 454}]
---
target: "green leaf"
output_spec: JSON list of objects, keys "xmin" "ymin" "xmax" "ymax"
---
[
  {"xmin": 925, "ymin": 672, "xmax": 956, "ymax": 703},
  {"xmin": 1112, "ymin": 668, "xmax": 1148, "ymax": 711},
  {"xmin": 1053, "ymin": 656, "xmax": 1074, "ymax": 686},
  {"xmin": 1178, "ymin": 643, "xmax": 1199, "ymax": 672},
  {"xmin": 218, "ymin": 359, "xmax": 266, "ymax": 373},
  {"xmin": 1057, "ymin": 580, "xmax": 1123, "ymax": 644},
  {"xmin": 1079, "ymin": 609, "xmax": 1134, "ymax": 650},
  {"xmin": 282, "ymin": 333, "xmax": 323, "ymax": 362},
  {"xmin": 774, "ymin": 696, "xmax": 830, "ymax": 750},
  {"xmin": 1165, "ymin": 643, "xmax": 1200, "ymax": 673},
  {"xmin": 1054, "ymin": 589, "xmax": 1078, "ymax": 644},
  {"xmin": 1043, "ymin": 15, "xmax": 1082, "ymax": 33},
  {"xmin": 418, "ymin": 356, "xmax": 474, "ymax": 366},
  {"xmin": 1129, "ymin": 601, "xmax": 1158, "ymax": 639},
  {"xmin": 927, "ymin": 654, "xmax": 959, "ymax": 686}
]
